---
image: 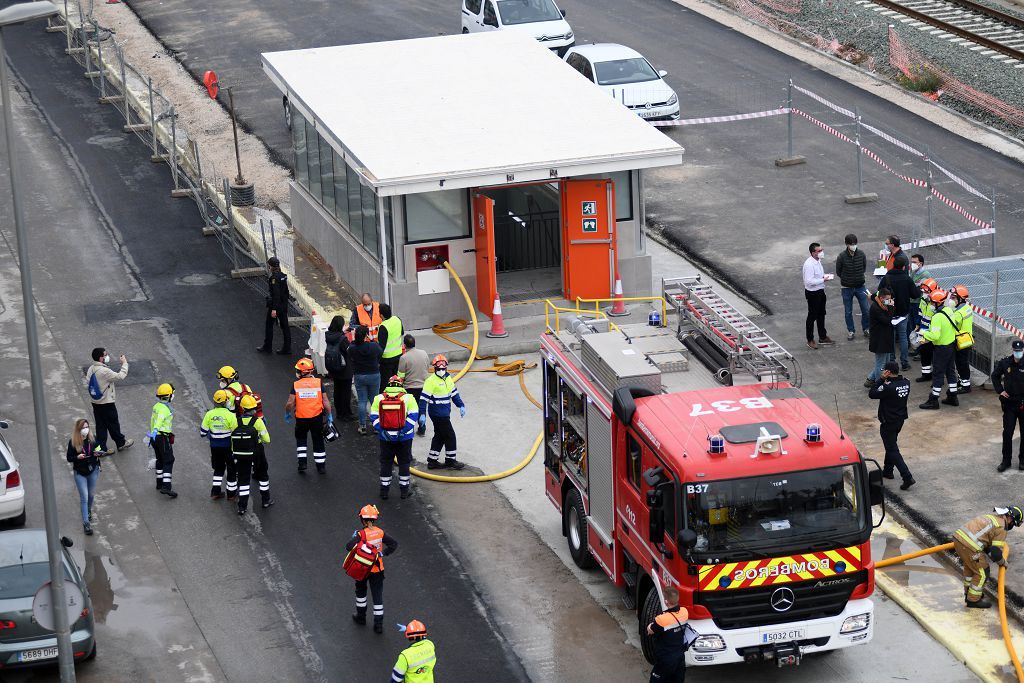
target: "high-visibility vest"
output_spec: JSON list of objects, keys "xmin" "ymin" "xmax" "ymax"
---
[
  {"xmin": 380, "ymin": 316, "xmax": 404, "ymax": 359},
  {"xmin": 953, "ymin": 303, "xmax": 974, "ymax": 336},
  {"xmin": 918, "ymin": 298, "xmax": 933, "ymax": 331},
  {"xmin": 151, "ymin": 401, "xmax": 173, "ymax": 434},
  {"xmin": 357, "ymin": 303, "xmax": 382, "ymax": 342},
  {"xmin": 924, "ymin": 308, "xmax": 956, "ymax": 346},
  {"xmin": 293, "ymin": 377, "xmax": 324, "ymax": 419},
  {"xmin": 200, "ymin": 407, "xmax": 237, "ymax": 445},
  {"xmin": 361, "ymin": 526, "xmax": 385, "ymax": 573},
  {"xmin": 393, "ymin": 639, "xmax": 436, "ymax": 683}
]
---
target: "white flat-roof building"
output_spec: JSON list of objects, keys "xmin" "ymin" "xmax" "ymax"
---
[{"xmin": 263, "ymin": 31, "xmax": 683, "ymax": 328}]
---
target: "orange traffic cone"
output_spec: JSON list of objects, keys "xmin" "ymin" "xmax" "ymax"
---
[
  {"xmin": 486, "ymin": 295, "xmax": 509, "ymax": 338},
  {"xmin": 607, "ymin": 278, "xmax": 629, "ymax": 317}
]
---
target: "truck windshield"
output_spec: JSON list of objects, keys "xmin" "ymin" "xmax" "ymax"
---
[
  {"xmin": 684, "ymin": 465, "xmax": 867, "ymax": 555},
  {"xmin": 497, "ymin": 0, "xmax": 562, "ymax": 24}
]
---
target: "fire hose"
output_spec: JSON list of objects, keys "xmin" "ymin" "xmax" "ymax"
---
[
  {"xmin": 407, "ymin": 261, "xmax": 542, "ymax": 483},
  {"xmin": 877, "ymin": 543, "xmax": 1024, "ymax": 682}
]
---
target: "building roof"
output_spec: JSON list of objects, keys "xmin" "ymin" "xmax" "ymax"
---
[{"xmin": 262, "ymin": 32, "xmax": 684, "ymax": 196}]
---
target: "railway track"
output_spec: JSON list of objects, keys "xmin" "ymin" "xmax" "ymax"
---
[{"xmin": 854, "ymin": 0, "xmax": 1024, "ymax": 66}]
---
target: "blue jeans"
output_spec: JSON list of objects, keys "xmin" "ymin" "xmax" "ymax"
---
[
  {"xmin": 841, "ymin": 286, "xmax": 870, "ymax": 334},
  {"xmin": 74, "ymin": 468, "xmax": 99, "ymax": 525},
  {"xmin": 895, "ymin": 318, "xmax": 909, "ymax": 366},
  {"xmin": 869, "ymin": 351, "xmax": 895, "ymax": 382},
  {"xmin": 354, "ymin": 373, "xmax": 380, "ymax": 426}
]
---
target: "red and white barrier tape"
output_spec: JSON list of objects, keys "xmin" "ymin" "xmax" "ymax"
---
[
  {"xmin": 651, "ymin": 108, "xmax": 789, "ymax": 127},
  {"xmin": 930, "ymin": 160, "xmax": 990, "ymax": 202},
  {"xmin": 970, "ymin": 303, "xmax": 1024, "ymax": 341},
  {"xmin": 859, "ymin": 146, "xmax": 928, "ymax": 187},
  {"xmin": 793, "ymin": 85, "xmax": 855, "ymax": 118},
  {"xmin": 931, "ymin": 188, "xmax": 991, "ymax": 230},
  {"xmin": 860, "ymin": 122, "xmax": 923, "ymax": 158},
  {"xmin": 908, "ymin": 225, "xmax": 994, "ymax": 248},
  {"xmin": 793, "ymin": 108, "xmax": 853, "ymax": 143}
]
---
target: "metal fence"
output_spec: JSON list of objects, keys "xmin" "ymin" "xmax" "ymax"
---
[{"xmin": 48, "ymin": 1, "xmax": 281, "ymax": 303}]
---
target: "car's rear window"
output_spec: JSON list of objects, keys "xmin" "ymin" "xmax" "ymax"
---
[{"xmin": 0, "ymin": 562, "xmax": 58, "ymax": 599}]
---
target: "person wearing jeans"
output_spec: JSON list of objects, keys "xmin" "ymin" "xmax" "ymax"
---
[
  {"xmin": 835, "ymin": 234, "xmax": 870, "ymax": 340},
  {"xmin": 347, "ymin": 325, "xmax": 383, "ymax": 435},
  {"xmin": 866, "ymin": 288, "xmax": 896, "ymax": 385},
  {"xmin": 66, "ymin": 418, "xmax": 102, "ymax": 536}
]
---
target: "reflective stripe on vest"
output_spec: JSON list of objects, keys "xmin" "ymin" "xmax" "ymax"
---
[
  {"xmin": 357, "ymin": 303, "xmax": 382, "ymax": 342},
  {"xmin": 362, "ymin": 526, "xmax": 385, "ymax": 572},
  {"xmin": 399, "ymin": 640, "xmax": 436, "ymax": 683},
  {"xmin": 381, "ymin": 316, "xmax": 403, "ymax": 359},
  {"xmin": 293, "ymin": 377, "xmax": 323, "ymax": 419}
]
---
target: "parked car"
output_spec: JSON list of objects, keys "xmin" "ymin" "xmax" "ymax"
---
[
  {"xmin": 563, "ymin": 44, "xmax": 680, "ymax": 122},
  {"xmin": 461, "ymin": 0, "xmax": 574, "ymax": 55},
  {"xmin": 0, "ymin": 530, "xmax": 96, "ymax": 668},
  {"xmin": 0, "ymin": 421, "xmax": 25, "ymax": 527}
]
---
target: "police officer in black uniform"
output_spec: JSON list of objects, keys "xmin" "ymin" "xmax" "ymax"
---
[
  {"xmin": 646, "ymin": 586, "xmax": 690, "ymax": 683},
  {"xmin": 869, "ymin": 360, "xmax": 914, "ymax": 490},
  {"xmin": 993, "ymin": 339, "xmax": 1024, "ymax": 472},
  {"xmin": 257, "ymin": 256, "xmax": 291, "ymax": 355}
]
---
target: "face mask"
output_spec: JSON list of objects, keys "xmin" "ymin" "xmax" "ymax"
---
[
  {"xmin": 219, "ymin": 381, "xmax": 227, "ymax": 389},
  {"xmin": 1014, "ymin": 352, "xmax": 1023, "ymax": 361},
  {"xmin": 436, "ymin": 369, "xmax": 445, "ymax": 376},
  {"xmin": 848, "ymin": 245, "xmax": 857, "ymax": 252},
  {"xmin": 911, "ymin": 263, "xmax": 920, "ymax": 272},
  {"xmin": 80, "ymin": 427, "xmax": 90, "ymax": 437},
  {"xmin": 884, "ymin": 299, "xmax": 894, "ymax": 307},
  {"xmin": 364, "ymin": 304, "xmax": 373, "ymax": 312},
  {"xmin": 103, "ymin": 354, "xmax": 110, "ymax": 364}
]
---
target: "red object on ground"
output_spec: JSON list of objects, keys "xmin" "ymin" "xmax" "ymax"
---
[
  {"xmin": 202, "ymin": 70, "xmax": 219, "ymax": 99},
  {"xmin": 486, "ymin": 295, "xmax": 509, "ymax": 338},
  {"xmin": 607, "ymin": 278, "xmax": 629, "ymax": 317}
]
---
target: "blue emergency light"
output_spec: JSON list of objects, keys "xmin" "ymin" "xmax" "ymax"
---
[
  {"xmin": 805, "ymin": 423, "xmax": 822, "ymax": 443},
  {"xmin": 708, "ymin": 434, "xmax": 725, "ymax": 454},
  {"xmin": 648, "ymin": 311, "xmax": 662, "ymax": 327}
]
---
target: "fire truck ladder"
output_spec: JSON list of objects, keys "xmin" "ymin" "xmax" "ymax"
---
[{"xmin": 663, "ymin": 276, "xmax": 801, "ymax": 386}]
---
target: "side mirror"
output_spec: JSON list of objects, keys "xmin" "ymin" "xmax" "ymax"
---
[
  {"xmin": 642, "ymin": 466, "xmax": 664, "ymax": 487},
  {"xmin": 561, "ymin": 8, "xmax": 566, "ymax": 16},
  {"xmin": 678, "ymin": 529, "xmax": 698, "ymax": 548},
  {"xmin": 658, "ymin": 69, "xmax": 669, "ymax": 78},
  {"xmin": 60, "ymin": 536, "xmax": 74, "ymax": 548},
  {"xmin": 0, "ymin": 420, "xmax": 8, "ymax": 429},
  {"xmin": 868, "ymin": 469, "xmax": 884, "ymax": 507}
]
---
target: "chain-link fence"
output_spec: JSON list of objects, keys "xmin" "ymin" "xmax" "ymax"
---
[{"xmin": 49, "ymin": 0, "xmax": 280, "ymax": 304}]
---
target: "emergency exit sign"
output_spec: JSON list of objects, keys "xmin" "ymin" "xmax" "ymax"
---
[
  {"xmin": 582, "ymin": 218, "xmax": 598, "ymax": 233},
  {"xmin": 581, "ymin": 201, "xmax": 597, "ymax": 216}
]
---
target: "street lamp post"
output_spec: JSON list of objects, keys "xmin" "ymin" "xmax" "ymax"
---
[{"xmin": 0, "ymin": 3, "xmax": 75, "ymax": 681}]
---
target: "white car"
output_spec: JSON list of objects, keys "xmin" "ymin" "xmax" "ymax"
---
[
  {"xmin": 563, "ymin": 44, "xmax": 680, "ymax": 122},
  {"xmin": 0, "ymin": 422, "xmax": 25, "ymax": 527},
  {"xmin": 461, "ymin": 0, "xmax": 574, "ymax": 55}
]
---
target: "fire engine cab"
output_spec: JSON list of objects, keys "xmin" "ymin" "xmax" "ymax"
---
[{"xmin": 542, "ymin": 277, "xmax": 885, "ymax": 667}]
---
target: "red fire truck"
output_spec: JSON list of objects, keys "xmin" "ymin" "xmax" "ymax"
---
[{"xmin": 542, "ymin": 277, "xmax": 885, "ymax": 667}]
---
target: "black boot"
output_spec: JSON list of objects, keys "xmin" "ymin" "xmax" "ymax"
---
[
  {"xmin": 444, "ymin": 460, "xmax": 466, "ymax": 470},
  {"xmin": 941, "ymin": 394, "xmax": 959, "ymax": 406},
  {"xmin": 960, "ymin": 384, "xmax": 972, "ymax": 394},
  {"xmin": 316, "ymin": 463, "xmax": 326, "ymax": 474},
  {"xmin": 900, "ymin": 478, "xmax": 916, "ymax": 490},
  {"xmin": 915, "ymin": 374, "xmax": 932, "ymax": 383},
  {"xmin": 400, "ymin": 487, "xmax": 413, "ymax": 500},
  {"xmin": 352, "ymin": 612, "xmax": 366, "ymax": 625},
  {"xmin": 379, "ymin": 487, "xmax": 389, "ymax": 500},
  {"xmin": 297, "ymin": 459, "xmax": 307, "ymax": 473},
  {"xmin": 919, "ymin": 395, "xmax": 940, "ymax": 410},
  {"xmin": 966, "ymin": 598, "xmax": 993, "ymax": 609},
  {"xmin": 262, "ymin": 494, "xmax": 276, "ymax": 509},
  {"xmin": 211, "ymin": 487, "xmax": 223, "ymax": 500},
  {"xmin": 427, "ymin": 460, "xmax": 443, "ymax": 470},
  {"xmin": 998, "ymin": 461, "xmax": 1012, "ymax": 472},
  {"xmin": 373, "ymin": 620, "xmax": 383, "ymax": 634}
]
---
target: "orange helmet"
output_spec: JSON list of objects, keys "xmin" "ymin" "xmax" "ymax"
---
[
  {"xmin": 928, "ymin": 289, "xmax": 948, "ymax": 306},
  {"xmin": 952, "ymin": 284, "xmax": 969, "ymax": 300},
  {"xmin": 919, "ymin": 278, "xmax": 939, "ymax": 294},
  {"xmin": 404, "ymin": 619, "xmax": 427, "ymax": 640},
  {"xmin": 432, "ymin": 354, "xmax": 448, "ymax": 369},
  {"xmin": 387, "ymin": 375, "xmax": 404, "ymax": 389},
  {"xmin": 295, "ymin": 358, "xmax": 315, "ymax": 374},
  {"xmin": 358, "ymin": 504, "xmax": 379, "ymax": 520}
]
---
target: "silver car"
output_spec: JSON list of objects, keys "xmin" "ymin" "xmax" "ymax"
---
[{"xmin": 0, "ymin": 530, "xmax": 96, "ymax": 668}]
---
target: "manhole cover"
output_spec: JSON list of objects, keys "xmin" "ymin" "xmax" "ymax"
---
[{"xmin": 175, "ymin": 273, "xmax": 222, "ymax": 286}]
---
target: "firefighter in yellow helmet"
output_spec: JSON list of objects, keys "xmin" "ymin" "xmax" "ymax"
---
[
  {"xmin": 285, "ymin": 357, "xmax": 332, "ymax": 473},
  {"xmin": 391, "ymin": 619, "xmax": 436, "ymax": 682},
  {"xmin": 231, "ymin": 394, "xmax": 273, "ymax": 515},
  {"xmin": 346, "ymin": 504, "xmax": 398, "ymax": 634},
  {"xmin": 148, "ymin": 383, "xmax": 177, "ymax": 498},
  {"xmin": 200, "ymin": 390, "xmax": 238, "ymax": 499},
  {"xmin": 953, "ymin": 506, "xmax": 1023, "ymax": 608}
]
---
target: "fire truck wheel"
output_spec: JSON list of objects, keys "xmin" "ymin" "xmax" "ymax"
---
[
  {"xmin": 564, "ymin": 488, "xmax": 595, "ymax": 569},
  {"xmin": 639, "ymin": 588, "xmax": 660, "ymax": 665}
]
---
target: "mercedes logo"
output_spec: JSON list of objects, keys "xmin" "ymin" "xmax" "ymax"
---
[{"xmin": 770, "ymin": 587, "xmax": 795, "ymax": 612}]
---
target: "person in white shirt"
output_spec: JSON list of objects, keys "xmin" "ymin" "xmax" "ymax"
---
[{"xmin": 802, "ymin": 242, "xmax": 835, "ymax": 350}]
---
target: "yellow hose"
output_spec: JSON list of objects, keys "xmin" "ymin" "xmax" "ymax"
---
[
  {"xmin": 407, "ymin": 261, "xmax": 541, "ymax": 483},
  {"xmin": 878, "ymin": 541, "xmax": 1023, "ymax": 682}
]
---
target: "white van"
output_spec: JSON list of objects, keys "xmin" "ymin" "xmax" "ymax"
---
[{"xmin": 461, "ymin": 0, "xmax": 575, "ymax": 55}]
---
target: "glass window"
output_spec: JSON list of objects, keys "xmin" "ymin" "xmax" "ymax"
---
[
  {"xmin": 594, "ymin": 58, "xmax": 659, "ymax": 86},
  {"xmin": 611, "ymin": 171, "xmax": 632, "ymax": 221},
  {"xmin": 497, "ymin": 0, "xmax": 561, "ymax": 25},
  {"xmin": 626, "ymin": 433, "xmax": 641, "ymax": 490},
  {"xmin": 361, "ymin": 184, "xmax": 379, "ymax": 257},
  {"xmin": 319, "ymin": 137, "xmax": 335, "ymax": 215},
  {"xmin": 581, "ymin": 59, "xmax": 594, "ymax": 82},
  {"xmin": 291, "ymin": 108, "xmax": 308, "ymax": 189},
  {"xmin": 347, "ymin": 164, "xmax": 363, "ymax": 245},
  {"xmin": 305, "ymin": 121, "xmax": 321, "ymax": 201},
  {"xmin": 384, "ymin": 198, "xmax": 395, "ymax": 274},
  {"xmin": 465, "ymin": 0, "xmax": 482, "ymax": 13},
  {"xmin": 483, "ymin": 0, "xmax": 498, "ymax": 26},
  {"xmin": 332, "ymin": 150, "xmax": 348, "ymax": 221},
  {"xmin": 404, "ymin": 190, "xmax": 470, "ymax": 243}
]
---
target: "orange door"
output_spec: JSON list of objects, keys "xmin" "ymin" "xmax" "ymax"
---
[
  {"xmin": 561, "ymin": 179, "xmax": 616, "ymax": 302},
  {"xmin": 472, "ymin": 193, "xmax": 497, "ymax": 316}
]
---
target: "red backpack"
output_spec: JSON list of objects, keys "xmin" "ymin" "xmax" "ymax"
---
[
  {"xmin": 343, "ymin": 531, "xmax": 381, "ymax": 581},
  {"xmin": 228, "ymin": 383, "xmax": 264, "ymax": 418},
  {"xmin": 378, "ymin": 392, "xmax": 407, "ymax": 431}
]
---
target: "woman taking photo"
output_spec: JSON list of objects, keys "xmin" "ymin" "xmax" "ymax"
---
[{"xmin": 66, "ymin": 418, "xmax": 103, "ymax": 536}]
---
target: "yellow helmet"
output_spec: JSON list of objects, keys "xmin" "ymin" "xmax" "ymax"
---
[
  {"xmin": 239, "ymin": 395, "xmax": 258, "ymax": 411},
  {"xmin": 213, "ymin": 389, "xmax": 229, "ymax": 405},
  {"xmin": 156, "ymin": 383, "xmax": 174, "ymax": 398},
  {"xmin": 217, "ymin": 365, "xmax": 237, "ymax": 382}
]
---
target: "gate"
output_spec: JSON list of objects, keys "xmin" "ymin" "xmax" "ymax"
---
[{"xmin": 494, "ymin": 210, "xmax": 561, "ymax": 272}]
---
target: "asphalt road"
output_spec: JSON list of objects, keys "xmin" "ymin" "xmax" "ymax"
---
[{"xmin": 0, "ymin": 20, "xmax": 526, "ymax": 682}]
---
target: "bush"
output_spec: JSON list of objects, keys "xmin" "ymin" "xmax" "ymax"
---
[{"xmin": 896, "ymin": 65, "xmax": 943, "ymax": 92}]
